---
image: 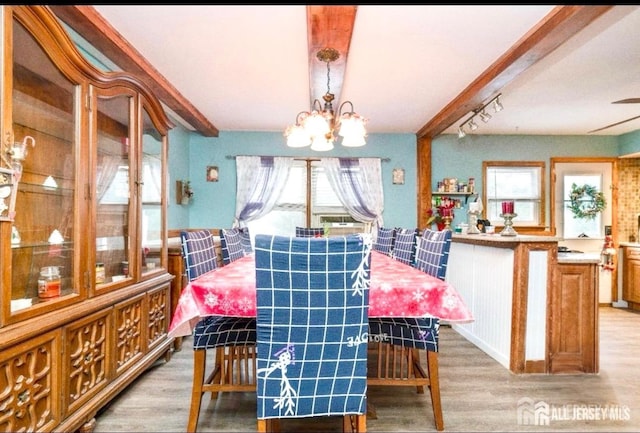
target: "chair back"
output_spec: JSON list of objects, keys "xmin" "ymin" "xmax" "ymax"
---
[
  {"xmin": 295, "ymin": 226, "xmax": 325, "ymax": 237},
  {"xmin": 373, "ymin": 226, "xmax": 395, "ymax": 256},
  {"xmin": 415, "ymin": 228, "xmax": 453, "ymax": 280},
  {"xmin": 238, "ymin": 227, "xmax": 253, "ymax": 253},
  {"xmin": 220, "ymin": 228, "xmax": 246, "ymax": 265},
  {"xmin": 180, "ymin": 230, "xmax": 218, "ymax": 282},
  {"xmin": 254, "ymin": 233, "xmax": 372, "ymax": 420},
  {"xmin": 392, "ymin": 228, "xmax": 418, "ymax": 266}
]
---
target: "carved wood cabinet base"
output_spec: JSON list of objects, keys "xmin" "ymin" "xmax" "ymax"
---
[{"xmin": 0, "ymin": 6, "xmax": 174, "ymax": 432}]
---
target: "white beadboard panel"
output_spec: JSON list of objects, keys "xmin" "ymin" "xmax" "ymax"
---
[
  {"xmin": 525, "ymin": 250, "xmax": 548, "ymax": 360},
  {"xmin": 449, "ymin": 242, "xmax": 514, "ymax": 369}
]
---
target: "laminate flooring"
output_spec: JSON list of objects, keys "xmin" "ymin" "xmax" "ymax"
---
[{"xmin": 94, "ymin": 306, "xmax": 640, "ymax": 432}]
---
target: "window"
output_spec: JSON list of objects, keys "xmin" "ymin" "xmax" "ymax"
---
[
  {"xmin": 483, "ymin": 161, "xmax": 544, "ymax": 227},
  {"xmin": 247, "ymin": 160, "xmax": 355, "ymax": 236}
]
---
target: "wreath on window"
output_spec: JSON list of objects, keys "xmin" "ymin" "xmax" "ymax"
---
[{"xmin": 567, "ymin": 183, "xmax": 606, "ymax": 220}]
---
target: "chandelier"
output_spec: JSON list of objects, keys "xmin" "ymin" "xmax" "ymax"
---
[{"xmin": 285, "ymin": 48, "xmax": 367, "ymax": 151}]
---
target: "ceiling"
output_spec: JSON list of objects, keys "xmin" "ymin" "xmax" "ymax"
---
[{"xmin": 55, "ymin": 5, "xmax": 640, "ymax": 139}]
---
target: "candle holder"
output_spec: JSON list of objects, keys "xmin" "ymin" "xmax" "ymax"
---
[
  {"xmin": 442, "ymin": 215, "xmax": 453, "ymax": 231},
  {"xmin": 467, "ymin": 209, "xmax": 481, "ymax": 234},
  {"xmin": 499, "ymin": 213, "xmax": 518, "ymax": 236}
]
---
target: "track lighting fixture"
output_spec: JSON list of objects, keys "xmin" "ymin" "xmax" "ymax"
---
[{"xmin": 457, "ymin": 93, "xmax": 503, "ymax": 138}]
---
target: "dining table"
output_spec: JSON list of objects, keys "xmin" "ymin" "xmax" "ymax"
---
[{"xmin": 168, "ymin": 250, "xmax": 474, "ymax": 338}]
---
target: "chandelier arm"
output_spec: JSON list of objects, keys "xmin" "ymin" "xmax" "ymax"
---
[
  {"xmin": 295, "ymin": 111, "xmax": 310, "ymax": 125},
  {"xmin": 338, "ymin": 100, "xmax": 355, "ymax": 117}
]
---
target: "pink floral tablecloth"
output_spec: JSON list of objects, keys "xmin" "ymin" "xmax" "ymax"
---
[{"xmin": 168, "ymin": 251, "xmax": 473, "ymax": 338}]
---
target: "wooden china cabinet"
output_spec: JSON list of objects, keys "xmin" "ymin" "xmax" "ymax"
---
[{"xmin": 0, "ymin": 6, "xmax": 174, "ymax": 432}]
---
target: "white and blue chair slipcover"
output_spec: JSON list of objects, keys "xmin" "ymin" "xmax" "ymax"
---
[
  {"xmin": 415, "ymin": 228, "xmax": 453, "ymax": 280},
  {"xmin": 220, "ymin": 228, "xmax": 246, "ymax": 265},
  {"xmin": 238, "ymin": 227, "xmax": 253, "ymax": 254},
  {"xmin": 373, "ymin": 226, "xmax": 395, "ymax": 256},
  {"xmin": 294, "ymin": 226, "xmax": 325, "ymax": 237},
  {"xmin": 391, "ymin": 227, "xmax": 418, "ymax": 266},
  {"xmin": 181, "ymin": 230, "xmax": 257, "ymax": 433},
  {"xmin": 367, "ymin": 226, "xmax": 449, "ymax": 430},
  {"xmin": 254, "ymin": 233, "xmax": 372, "ymax": 432}
]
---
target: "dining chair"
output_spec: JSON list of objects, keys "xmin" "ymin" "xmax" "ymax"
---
[
  {"xmin": 238, "ymin": 226, "xmax": 253, "ymax": 253},
  {"xmin": 220, "ymin": 228, "xmax": 247, "ymax": 265},
  {"xmin": 254, "ymin": 233, "xmax": 372, "ymax": 433},
  {"xmin": 372, "ymin": 226, "xmax": 395, "ymax": 256},
  {"xmin": 366, "ymin": 228, "xmax": 451, "ymax": 431},
  {"xmin": 295, "ymin": 226, "xmax": 325, "ymax": 237},
  {"xmin": 180, "ymin": 230, "xmax": 257, "ymax": 433},
  {"xmin": 391, "ymin": 227, "xmax": 418, "ymax": 266}
]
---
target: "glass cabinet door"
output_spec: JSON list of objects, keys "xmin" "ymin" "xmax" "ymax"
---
[
  {"xmin": 8, "ymin": 17, "xmax": 81, "ymax": 317},
  {"xmin": 140, "ymin": 106, "xmax": 166, "ymax": 277},
  {"xmin": 94, "ymin": 89, "xmax": 134, "ymax": 290}
]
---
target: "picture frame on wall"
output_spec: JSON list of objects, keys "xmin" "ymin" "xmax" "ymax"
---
[
  {"xmin": 206, "ymin": 166, "xmax": 219, "ymax": 182},
  {"xmin": 392, "ymin": 168, "xmax": 405, "ymax": 185}
]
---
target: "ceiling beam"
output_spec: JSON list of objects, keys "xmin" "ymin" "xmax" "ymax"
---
[
  {"xmin": 417, "ymin": 5, "xmax": 613, "ymax": 139},
  {"xmin": 306, "ymin": 6, "xmax": 357, "ymax": 112},
  {"xmin": 49, "ymin": 5, "xmax": 220, "ymax": 137}
]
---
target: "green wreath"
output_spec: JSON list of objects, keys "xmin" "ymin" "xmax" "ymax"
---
[{"xmin": 567, "ymin": 183, "xmax": 606, "ymax": 220}]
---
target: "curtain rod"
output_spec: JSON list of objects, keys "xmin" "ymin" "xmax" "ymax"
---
[{"xmin": 225, "ymin": 155, "xmax": 390, "ymax": 162}]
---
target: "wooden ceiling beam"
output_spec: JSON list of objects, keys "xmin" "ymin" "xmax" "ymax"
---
[
  {"xmin": 306, "ymin": 6, "xmax": 357, "ymax": 112},
  {"xmin": 418, "ymin": 5, "xmax": 613, "ymax": 139},
  {"xmin": 49, "ymin": 5, "xmax": 219, "ymax": 137}
]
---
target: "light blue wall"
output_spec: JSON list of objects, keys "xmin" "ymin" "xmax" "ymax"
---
[
  {"xmin": 167, "ymin": 131, "xmax": 417, "ymax": 229},
  {"xmin": 432, "ymin": 134, "xmax": 620, "ymax": 228},
  {"xmin": 618, "ymin": 129, "xmax": 640, "ymax": 156},
  {"xmin": 168, "ymin": 129, "xmax": 627, "ymax": 231},
  {"xmin": 167, "ymin": 125, "xmax": 192, "ymax": 229}
]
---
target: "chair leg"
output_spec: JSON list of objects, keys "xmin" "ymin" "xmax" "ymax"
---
[
  {"xmin": 426, "ymin": 350, "xmax": 444, "ymax": 431},
  {"xmin": 187, "ymin": 349, "xmax": 207, "ymax": 432},
  {"xmin": 257, "ymin": 419, "xmax": 280, "ymax": 433},
  {"xmin": 343, "ymin": 414, "xmax": 366, "ymax": 432}
]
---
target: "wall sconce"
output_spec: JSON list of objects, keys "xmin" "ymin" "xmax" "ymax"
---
[
  {"xmin": 176, "ymin": 180, "xmax": 193, "ymax": 205},
  {"xmin": 457, "ymin": 94, "xmax": 503, "ymax": 139}
]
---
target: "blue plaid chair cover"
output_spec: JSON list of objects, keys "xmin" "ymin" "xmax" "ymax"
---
[
  {"xmin": 254, "ymin": 233, "xmax": 372, "ymax": 423},
  {"xmin": 368, "ymin": 316, "xmax": 439, "ymax": 352},
  {"xmin": 180, "ymin": 230, "xmax": 218, "ymax": 281},
  {"xmin": 392, "ymin": 228, "xmax": 418, "ymax": 266},
  {"xmin": 415, "ymin": 228, "xmax": 453, "ymax": 280},
  {"xmin": 295, "ymin": 226, "xmax": 325, "ymax": 237},
  {"xmin": 180, "ymin": 230, "xmax": 256, "ymax": 350},
  {"xmin": 373, "ymin": 226, "xmax": 395, "ymax": 256},
  {"xmin": 182, "ymin": 230, "xmax": 256, "ymax": 432},
  {"xmin": 220, "ymin": 228, "xmax": 246, "ymax": 265},
  {"xmin": 238, "ymin": 227, "xmax": 253, "ymax": 254},
  {"xmin": 370, "ymin": 228, "xmax": 451, "ymax": 351}
]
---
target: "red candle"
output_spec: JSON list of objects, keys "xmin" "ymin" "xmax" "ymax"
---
[
  {"xmin": 502, "ymin": 201, "xmax": 508, "ymax": 214},
  {"xmin": 508, "ymin": 201, "xmax": 514, "ymax": 214}
]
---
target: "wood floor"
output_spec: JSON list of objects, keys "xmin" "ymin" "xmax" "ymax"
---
[{"xmin": 94, "ymin": 306, "xmax": 640, "ymax": 432}]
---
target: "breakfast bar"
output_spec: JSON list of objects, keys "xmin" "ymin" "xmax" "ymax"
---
[{"xmin": 446, "ymin": 233, "xmax": 600, "ymax": 374}]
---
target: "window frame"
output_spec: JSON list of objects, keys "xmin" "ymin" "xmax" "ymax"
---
[{"xmin": 482, "ymin": 161, "xmax": 546, "ymax": 233}]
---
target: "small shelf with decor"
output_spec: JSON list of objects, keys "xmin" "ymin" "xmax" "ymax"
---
[{"xmin": 432, "ymin": 191, "xmax": 477, "ymax": 204}]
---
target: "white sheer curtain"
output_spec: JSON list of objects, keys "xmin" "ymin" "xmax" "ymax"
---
[
  {"xmin": 320, "ymin": 157, "xmax": 384, "ymax": 232},
  {"xmin": 234, "ymin": 156, "xmax": 294, "ymax": 227}
]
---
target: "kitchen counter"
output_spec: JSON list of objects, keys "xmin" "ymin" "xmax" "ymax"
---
[
  {"xmin": 557, "ymin": 252, "xmax": 601, "ymax": 264},
  {"xmin": 448, "ymin": 232, "xmax": 599, "ymax": 374}
]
